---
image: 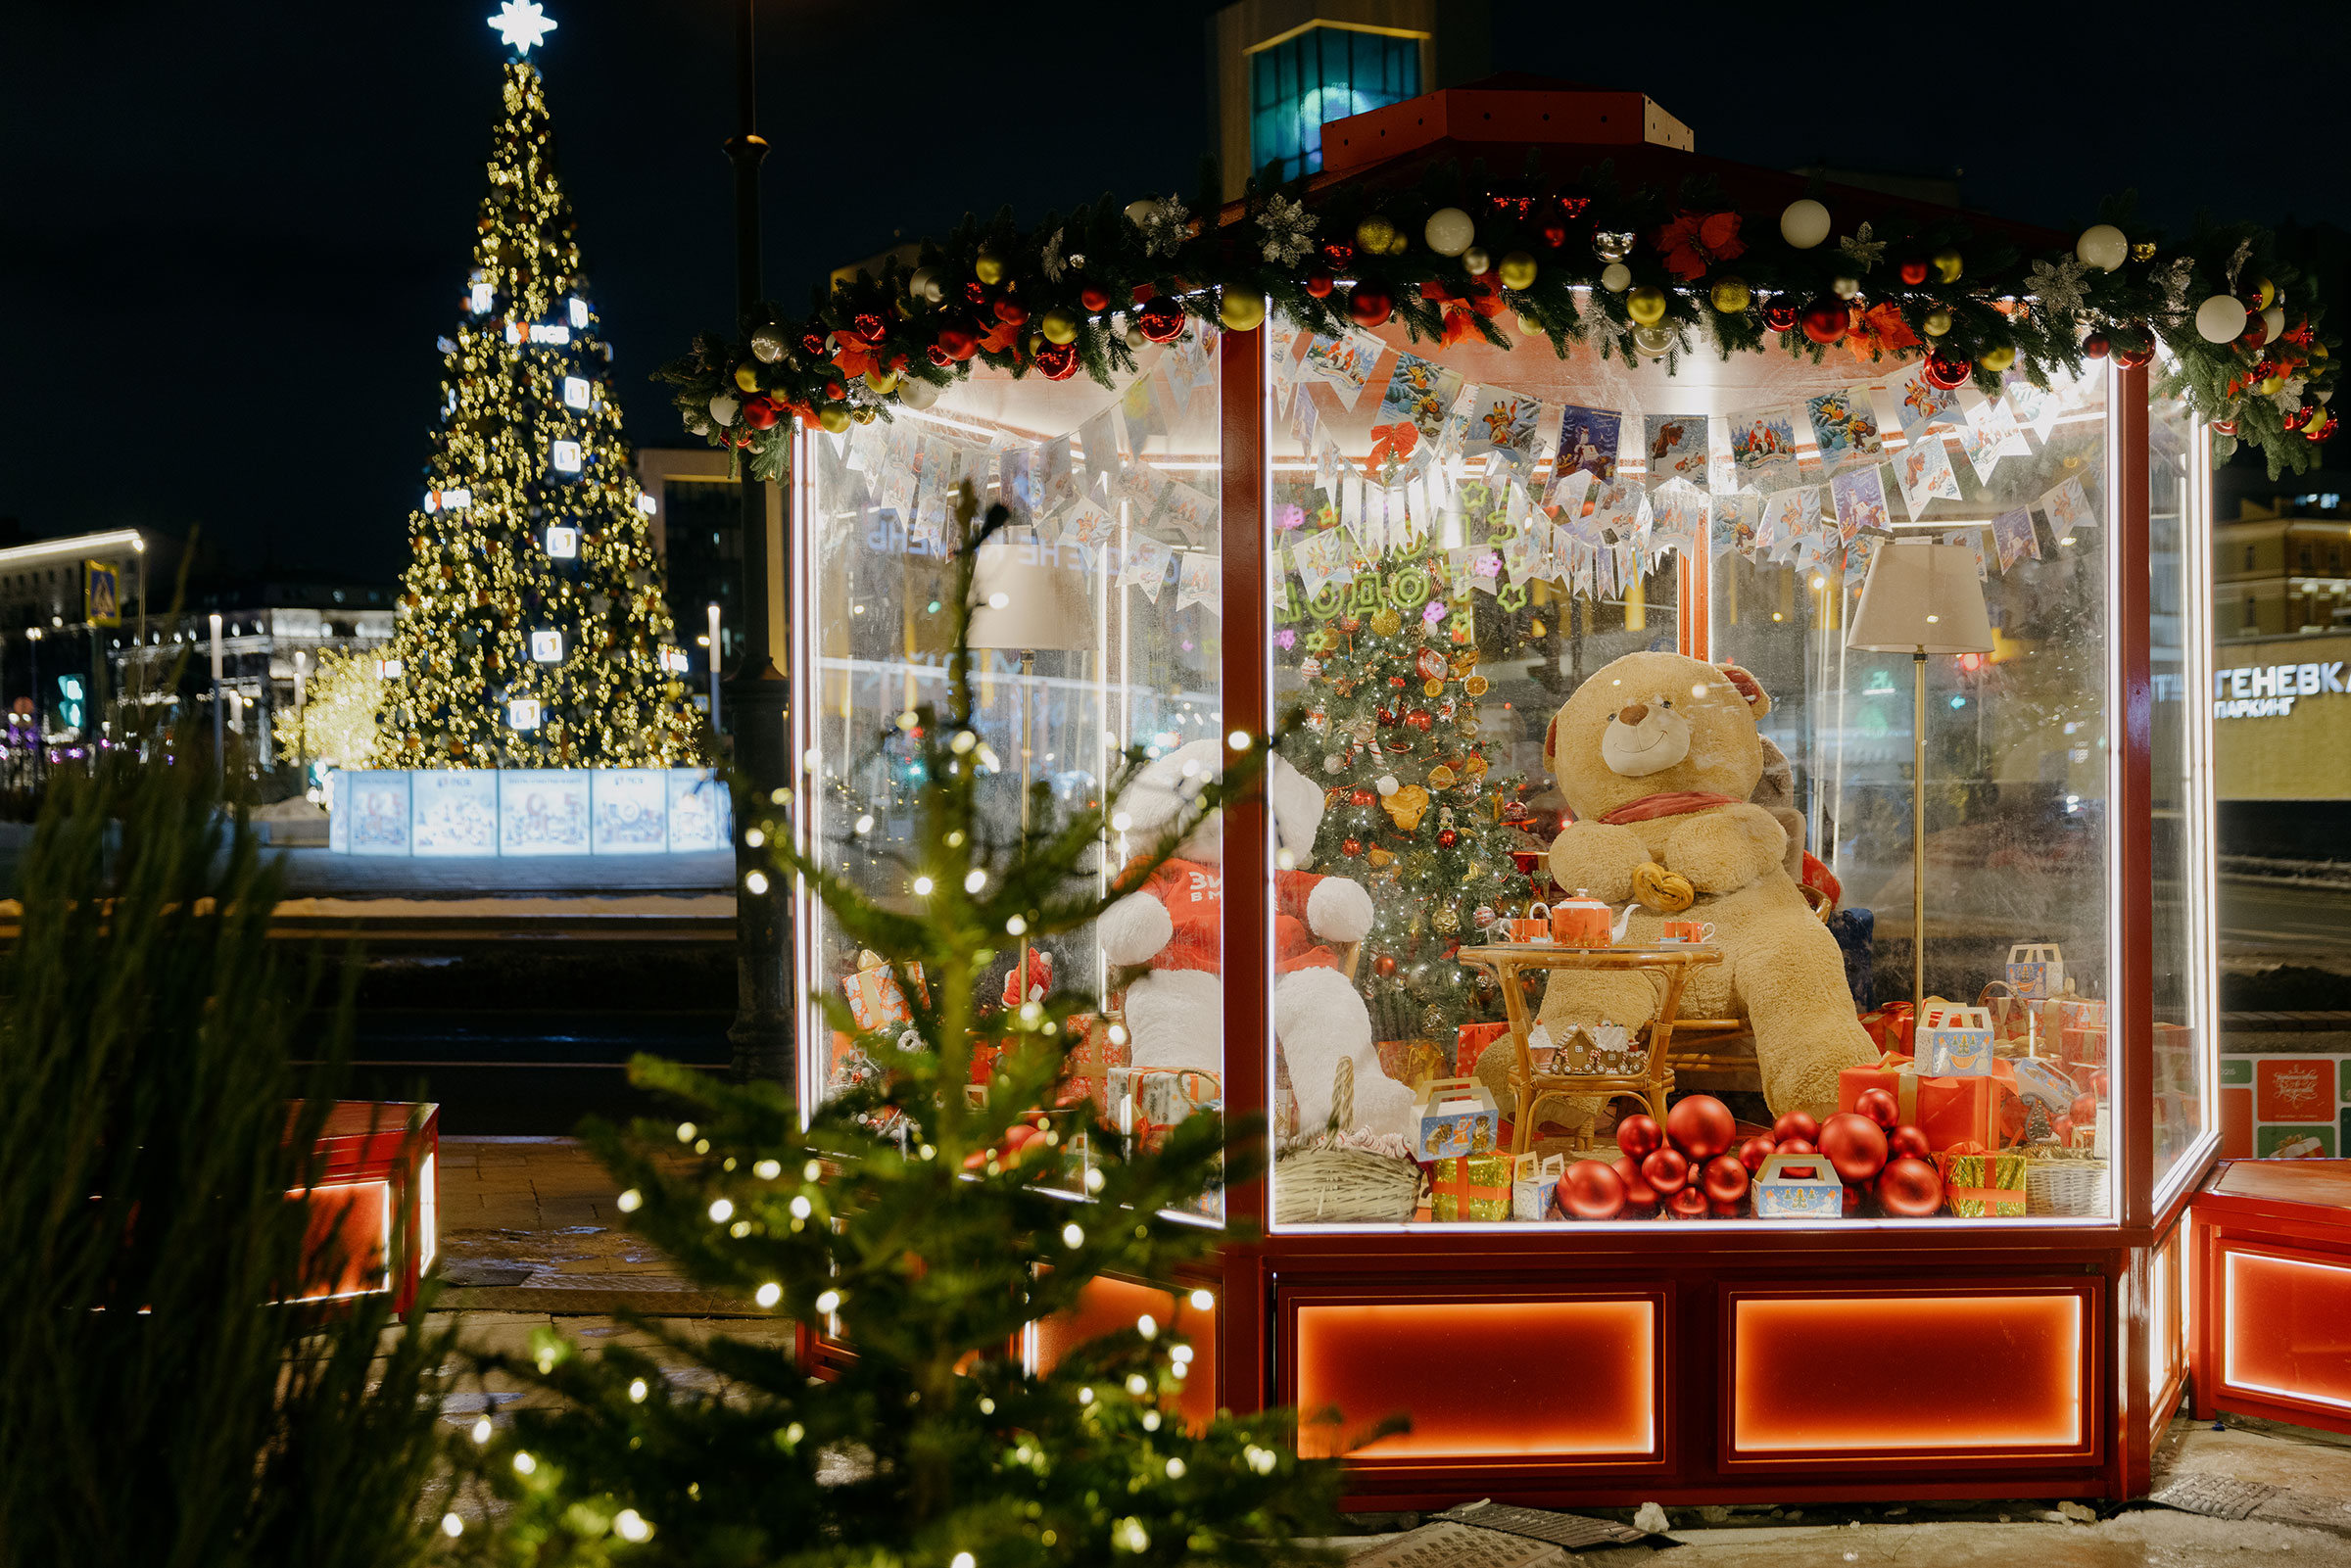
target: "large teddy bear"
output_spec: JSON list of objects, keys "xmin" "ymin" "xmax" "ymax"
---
[
  {"xmin": 1534, "ymin": 651, "xmax": 1875, "ymax": 1118},
  {"xmin": 1095, "ymin": 737, "xmax": 1417, "ymax": 1139}
]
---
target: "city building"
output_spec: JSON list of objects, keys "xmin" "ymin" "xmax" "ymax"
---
[
  {"xmin": 1207, "ymin": 0, "xmax": 1488, "ymax": 201},
  {"xmin": 634, "ymin": 445, "xmax": 784, "ymax": 699},
  {"xmin": 1, "ymin": 523, "xmax": 157, "ymax": 736},
  {"xmin": 2214, "ymin": 495, "xmax": 2351, "ymax": 639}
]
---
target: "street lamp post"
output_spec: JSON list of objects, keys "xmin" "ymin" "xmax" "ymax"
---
[
  {"xmin": 209, "ymin": 612, "xmax": 224, "ymax": 786},
  {"xmin": 25, "ymin": 628, "xmax": 41, "ymax": 739},
  {"xmin": 723, "ymin": 0, "xmax": 795, "ymax": 1086},
  {"xmin": 706, "ymin": 602, "xmax": 724, "ymax": 730}
]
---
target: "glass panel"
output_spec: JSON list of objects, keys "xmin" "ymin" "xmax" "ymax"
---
[
  {"xmin": 796, "ymin": 339, "xmax": 1224, "ymax": 1219},
  {"xmin": 1246, "ymin": 26, "xmax": 1421, "ymax": 185},
  {"xmin": 1264, "ymin": 306, "xmax": 2115, "ymax": 1226},
  {"xmin": 2151, "ymin": 375, "xmax": 2214, "ymax": 1191}
]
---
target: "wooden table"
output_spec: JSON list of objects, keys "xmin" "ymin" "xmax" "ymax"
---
[{"xmin": 1456, "ymin": 942, "xmax": 1723, "ymax": 1157}]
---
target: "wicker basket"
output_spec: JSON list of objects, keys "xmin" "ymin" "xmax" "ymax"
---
[
  {"xmin": 2025, "ymin": 1155, "xmax": 2109, "ymax": 1217},
  {"xmin": 1271, "ymin": 1058, "xmax": 1422, "ymax": 1224}
]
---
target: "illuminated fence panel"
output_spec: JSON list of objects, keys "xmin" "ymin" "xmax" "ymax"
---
[{"xmin": 331, "ymin": 769, "xmax": 728, "ymax": 856}]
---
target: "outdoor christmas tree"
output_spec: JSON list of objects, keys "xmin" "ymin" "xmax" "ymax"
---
[
  {"xmin": 374, "ymin": 23, "xmax": 696, "ymax": 769},
  {"xmin": 445, "ymin": 487, "xmax": 1356, "ymax": 1564},
  {"xmin": 1283, "ymin": 549, "xmax": 1533, "ymax": 1061}
]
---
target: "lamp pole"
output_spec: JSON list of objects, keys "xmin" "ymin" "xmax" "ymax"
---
[
  {"xmin": 723, "ymin": 0, "xmax": 795, "ymax": 1086},
  {"xmin": 209, "ymin": 612, "xmax": 225, "ymax": 786},
  {"xmin": 707, "ymin": 601, "xmax": 724, "ymax": 730}
]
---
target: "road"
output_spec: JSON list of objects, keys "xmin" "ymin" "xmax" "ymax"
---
[{"xmin": 2220, "ymin": 877, "xmax": 2351, "ymax": 966}]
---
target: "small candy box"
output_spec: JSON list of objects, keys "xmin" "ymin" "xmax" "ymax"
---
[
  {"xmin": 2009, "ymin": 1055, "xmax": 2079, "ymax": 1114},
  {"xmin": 1754, "ymin": 1152, "xmax": 1846, "ymax": 1219},
  {"xmin": 1511, "ymin": 1152, "xmax": 1566, "ymax": 1221},
  {"xmin": 1915, "ymin": 1002, "xmax": 1996, "ymax": 1076},
  {"xmin": 2006, "ymin": 942, "xmax": 2067, "ymax": 1001},
  {"xmin": 1508, "ymin": 903, "xmax": 1556, "ymax": 944},
  {"xmin": 1413, "ymin": 1076, "xmax": 1502, "ymax": 1162}
]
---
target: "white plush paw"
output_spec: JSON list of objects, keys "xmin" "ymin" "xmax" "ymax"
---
[
  {"xmin": 1097, "ymin": 889, "xmax": 1174, "ymax": 967},
  {"xmin": 1305, "ymin": 876, "xmax": 1374, "ymax": 943}
]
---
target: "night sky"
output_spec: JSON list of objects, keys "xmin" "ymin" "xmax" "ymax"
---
[{"xmin": 8, "ymin": 2, "xmax": 2347, "ymax": 586}]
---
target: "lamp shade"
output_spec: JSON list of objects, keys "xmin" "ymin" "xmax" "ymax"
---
[
  {"xmin": 967, "ymin": 532, "xmax": 1096, "ymax": 651},
  {"xmin": 1846, "ymin": 539, "xmax": 1994, "ymax": 655}
]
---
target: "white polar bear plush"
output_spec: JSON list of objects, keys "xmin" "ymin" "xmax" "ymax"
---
[{"xmin": 1094, "ymin": 738, "xmax": 1415, "ymax": 1139}]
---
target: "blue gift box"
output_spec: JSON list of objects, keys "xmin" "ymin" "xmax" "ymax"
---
[{"xmin": 1754, "ymin": 1152, "xmax": 1845, "ymax": 1220}]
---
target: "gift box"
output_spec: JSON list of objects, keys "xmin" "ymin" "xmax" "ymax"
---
[
  {"xmin": 1430, "ymin": 1153, "xmax": 1515, "ymax": 1221},
  {"xmin": 2006, "ymin": 942, "xmax": 2066, "ymax": 1000},
  {"xmin": 1511, "ymin": 1152, "xmax": 1565, "ymax": 1221},
  {"xmin": 1755, "ymin": 1152, "xmax": 1845, "ymax": 1219},
  {"xmin": 1915, "ymin": 1002, "xmax": 1995, "ymax": 1076},
  {"xmin": 1376, "ymin": 1037, "xmax": 1449, "ymax": 1090},
  {"xmin": 1110, "ymin": 1066, "xmax": 1221, "ymax": 1152},
  {"xmin": 1413, "ymin": 1076, "xmax": 1502, "ymax": 1161},
  {"xmin": 1935, "ymin": 1144, "xmax": 2029, "ymax": 1218},
  {"xmin": 842, "ymin": 950, "xmax": 928, "ymax": 1032},
  {"xmin": 2061, "ymin": 1024, "xmax": 2108, "ymax": 1069},
  {"xmin": 1839, "ymin": 1053, "xmax": 2022, "ymax": 1152},
  {"xmin": 1456, "ymin": 1022, "xmax": 1511, "ymax": 1079},
  {"xmin": 1055, "ymin": 1014, "xmax": 1115, "ymax": 1110},
  {"xmin": 1859, "ymin": 1002, "xmax": 1914, "ymax": 1052}
]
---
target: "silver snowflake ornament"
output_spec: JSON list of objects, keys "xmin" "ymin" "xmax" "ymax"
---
[
  {"xmin": 1137, "ymin": 195, "xmax": 1192, "ymax": 260},
  {"xmin": 1257, "ymin": 194, "xmax": 1318, "ymax": 266},
  {"xmin": 1039, "ymin": 226, "xmax": 1066, "ymax": 283},
  {"xmin": 2026, "ymin": 257, "xmax": 2089, "ymax": 317},
  {"xmin": 1837, "ymin": 222, "xmax": 1886, "ymax": 270}
]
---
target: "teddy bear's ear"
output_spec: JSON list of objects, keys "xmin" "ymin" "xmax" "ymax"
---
[{"xmin": 1717, "ymin": 662, "xmax": 1773, "ymax": 719}]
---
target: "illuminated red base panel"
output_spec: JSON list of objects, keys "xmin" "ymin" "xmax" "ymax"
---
[
  {"xmin": 1033, "ymin": 1276, "xmax": 1220, "ymax": 1431},
  {"xmin": 1730, "ymin": 1293, "xmax": 2087, "ymax": 1459},
  {"xmin": 2221, "ymin": 1250, "xmax": 2351, "ymax": 1416},
  {"xmin": 1295, "ymin": 1300, "xmax": 1658, "ymax": 1460}
]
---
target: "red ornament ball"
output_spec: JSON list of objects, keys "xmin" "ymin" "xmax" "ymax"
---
[
  {"xmin": 992, "ymin": 297, "xmax": 1030, "ymax": 326},
  {"xmin": 739, "ymin": 396, "xmax": 779, "ymax": 431},
  {"xmin": 1701, "ymin": 1153, "xmax": 1751, "ymax": 1206},
  {"xmin": 1853, "ymin": 1087, "xmax": 1901, "ymax": 1130},
  {"xmin": 2113, "ymin": 341, "xmax": 2155, "ymax": 369},
  {"xmin": 1640, "ymin": 1146, "xmax": 1690, "ymax": 1195},
  {"xmin": 1305, "ymin": 268, "xmax": 1334, "ymax": 299},
  {"xmin": 1372, "ymin": 953, "xmax": 1397, "ymax": 977},
  {"xmin": 1666, "ymin": 1186, "xmax": 1710, "ymax": 1219},
  {"xmin": 1842, "ymin": 1183, "xmax": 1864, "ymax": 1215},
  {"xmin": 1137, "ymin": 298, "xmax": 1187, "ymax": 343},
  {"xmin": 2071, "ymin": 1093, "xmax": 2100, "ymax": 1126},
  {"xmin": 2082, "ymin": 331, "xmax": 2111, "ymax": 358},
  {"xmin": 1347, "ymin": 282, "xmax": 1395, "ymax": 328},
  {"xmin": 1777, "ymin": 1136, "xmax": 1816, "ymax": 1156},
  {"xmin": 1923, "ymin": 353, "xmax": 1972, "ymax": 390},
  {"xmin": 1666, "ymin": 1095, "xmax": 1738, "ymax": 1164},
  {"xmin": 1887, "ymin": 1123, "xmax": 1932, "ymax": 1162},
  {"xmin": 1341, "ymin": 837, "xmax": 1363, "ymax": 857},
  {"xmin": 1349, "ymin": 787, "xmax": 1376, "ymax": 807},
  {"xmin": 1375, "ymin": 706, "xmax": 1398, "ymax": 727},
  {"xmin": 1875, "ymin": 1156, "xmax": 1944, "ymax": 1217},
  {"xmin": 1615, "ymin": 1114, "xmax": 1663, "ymax": 1162},
  {"xmin": 926, "ymin": 343, "xmax": 952, "ymax": 368},
  {"xmin": 1610, "ymin": 1155, "xmax": 1658, "ymax": 1211},
  {"xmin": 1800, "ymin": 298, "xmax": 1849, "ymax": 344},
  {"xmin": 1541, "ymin": 220, "xmax": 1568, "ymax": 249},
  {"xmin": 1818, "ymin": 1112, "xmax": 1891, "ymax": 1184},
  {"xmin": 1559, "ymin": 1159, "xmax": 1627, "ymax": 1220},
  {"xmin": 1406, "ymin": 709, "xmax": 1434, "ymax": 732},
  {"xmin": 1898, "ymin": 259, "xmax": 1930, "ymax": 286},
  {"xmin": 1771, "ymin": 1110, "xmax": 1819, "ymax": 1146},
  {"xmin": 1320, "ymin": 240, "xmax": 1355, "ymax": 269},
  {"xmin": 936, "ymin": 325, "xmax": 980, "ymax": 361},
  {"xmin": 1033, "ymin": 342, "xmax": 1080, "ymax": 380},
  {"xmin": 1080, "ymin": 284, "xmax": 1111, "ymax": 312},
  {"xmin": 1762, "ymin": 301, "xmax": 1799, "ymax": 333},
  {"xmin": 1437, "ymin": 829, "xmax": 1459, "ymax": 847},
  {"xmin": 1738, "ymin": 1133, "xmax": 1778, "ymax": 1173},
  {"xmin": 1710, "ymin": 1198, "xmax": 1744, "ymax": 1217},
  {"xmin": 2238, "ymin": 310, "xmax": 2271, "ymax": 349}
]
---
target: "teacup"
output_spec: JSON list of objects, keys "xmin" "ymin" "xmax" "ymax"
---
[{"xmin": 1659, "ymin": 919, "xmax": 1716, "ymax": 944}]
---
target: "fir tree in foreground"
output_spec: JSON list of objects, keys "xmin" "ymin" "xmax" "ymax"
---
[
  {"xmin": 375, "ymin": 54, "xmax": 697, "ymax": 768},
  {"xmin": 450, "ymin": 489, "xmax": 1358, "ymax": 1565}
]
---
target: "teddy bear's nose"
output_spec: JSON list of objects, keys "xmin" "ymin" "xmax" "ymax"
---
[{"xmin": 1617, "ymin": 702, "xmax": 1649, "ymax": 726}]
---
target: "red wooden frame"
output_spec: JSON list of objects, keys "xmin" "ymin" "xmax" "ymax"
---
[
  {"xmin": 304, "ymin": 1100, "xmax": 439, "ymax": 1313},
  {"xmin": 2189, "ymin": 1161, "xmax": 2351, "ymax": 1435}
]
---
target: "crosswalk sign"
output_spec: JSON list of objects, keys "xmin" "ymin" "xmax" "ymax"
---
[{"xmin": 85, "ymin": 560, "xmax": 120, "ymax": 627}]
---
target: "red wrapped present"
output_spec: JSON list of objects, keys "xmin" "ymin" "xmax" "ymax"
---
[
  {"xmin": 1838, "ymin": 1051, "xmax": 1914, "ymax": 1113},
  {"xmin": 1457, "ymin": 1022, "xmax": 1511, "ymax": 1079},
  {"xmin": 1859, "ymin": 1002, "xmax": 1915, "ymax": 1052},
  {"xmin": 842, "ymin": 949, "xmax": 928, "ymax": 1032},
  {"xmin": 2061, "ymin": 1023, "xmax": 2108, "ymax": 1069},
  {"xmin": 1842, "ymin": 1053, "xmax": 2023, "ymax": 1151},
  {"xmin": 1376, "ymin": 1038, "xmax": 1450, "ymax": 1089},
  {"xmin": 1057, "ymin": 1014, "xmax": 1119, "ymax": 1113}
]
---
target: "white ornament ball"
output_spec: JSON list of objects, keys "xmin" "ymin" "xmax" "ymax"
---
[
  {"xmin": 750, "ymin": 327, "xmax": 787, "ymax": 363},
  {"xmin": 1423, "ymin": 207, "xmax": 1475, "ymax": 258},
  {"xmin": 1126, "ymin": 323, "xmax": 1147, "ymax": 350},
  {"xmin": 897, "ymin": 377, "xmax": 940, "ymax": 411},
  {"xmin": 1780, "ymin": 199, "xmax": 1832, "ymax": 250},
  {"xmin": 2194, "ymin": 294, "xmax": 2248, "ymax": 344},
  {"xmin": 2076, "ymin": 223, "xmax": 2129, "ymax": 273},
  {"xmin": 708, "ymin": 392, "xmax": 741, "ymax": 426},
  {"xmin": 1601, "ymin": 261, "xmax": 1633, "ymax": 293},
  {"xmin": 1832, "ymin": 275, "xmax": 1861, "ymax": 300},
  {"xmin": 907, "ymin": 266, "xmax": 944, "ymax": 305},
  {"xmin": 1463, "ymin": 246, "xmax": 1491, "ymax": 276},
  {"xmin": 1632, "ymin": 324, "xmax": 1676, "ymax": 357},
  {"xmin": 2262, "ymin": 305, "xmax": 2286, "ymax": 343},
  {"xmin": 1124, "ymin": 198, "xmax": 1161, "ymax": 229}
]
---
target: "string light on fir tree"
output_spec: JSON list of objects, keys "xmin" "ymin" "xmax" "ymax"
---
[{"xmin": 373, "ymin": 32, "xmax": 698, "ymax": 769}]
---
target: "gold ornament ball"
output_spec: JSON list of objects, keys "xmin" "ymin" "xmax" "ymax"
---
[
  {"xmin": 1600, "ymin": 261, "xmax": 1632, "ymax": 293},
  {"xmin": 1463, "ymin": 246, "xmax": 1491, "ymax": 276},
  {"xmin": 1219, "ymin": 291, "xmax": 1266, "ymax": 333},
  {"xmin": 1978, "ymin": 345, "xmax": 2017, "ymax": 372},
  {"xmin": 1513, "ymin": 310, "xmax": 1545, "ymax": 338},
  {"xmin": 818, "ymin": 405, "xmax": 850, "ymax": 434},
  {"xmin": 1932, "ymin": 249, "xmax": 1963, "ymax": 283},
  {"xmin": 1709, "ymin": 275, "xmax": 1751, "ymax": 313},
  {"xmin": 2250, "ymin": 277, "xmax": 2278, "ymax": 309},
  {"xmin": 1625, "ymin": 285, "xmax": 1668, "ymax": 325},
  {"xmin": 864, "ymin": 367, "xmax": 899, "ymax": 394},
  {"xmin": 1038, "ymin": 307, "xmax": 1080, "ymax": 345},
  {"xmin": 974, "ymin": 251, "xmax": 1005, "ymax": 285},
  {"xmin": 1922, "ymin": 307, "xmax": 1953, "ymax": 337},
  {"xmin": 1356, "ymin": 214, "xmax": 1398, "ymax": 255},
  {"xmin": 2132, "ymin": 242, "xmax": 2158, "ymax": 262},
  {"xmin": 733, "ymin": 363, "xmax": 760, "ymax": 393},
  {"xmin": 1497, "ymin": 251, "xmax": 1538, "ymax": 290}
]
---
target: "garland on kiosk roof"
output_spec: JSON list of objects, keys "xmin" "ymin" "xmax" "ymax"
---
[{"xmin": 659, "ymin": 156, "xmax": 2338, "ymax": 482}]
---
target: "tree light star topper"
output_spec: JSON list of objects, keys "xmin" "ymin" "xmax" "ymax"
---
[{"xmin": 488, "ymin": 1, "xmax": 556, "ymax": 54}]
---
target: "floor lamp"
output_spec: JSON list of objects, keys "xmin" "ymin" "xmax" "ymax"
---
[
  {"xmin": 1846, "ymin": 538, "xmax": 1994, "ymax": 1009},
  {"xmin": 968, "ymin": 528, "xmax": 1096, "ymax": 998}
]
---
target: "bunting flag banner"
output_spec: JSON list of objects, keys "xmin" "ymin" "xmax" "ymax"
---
[
  {"xmin": 1893, "ymin": 430, "xmax": 1963, "ymax": 514},
  {"xmin": 1831, "ymin": 464, "xmax": 1894, "ymax": 544},
  {"xmin": 1943, "ymin": 528, "xmax": 1990, "ymax": 580},
  {"xmin": 1078, "ymin": 406, "xmax": 1124, "ymax": 490},
  {"xmin": 1641, "ymin": 413, "xmax": 1707, "ymax": 488},
  {"xmin": 2041, "ymin": 476, "xmax": 2095, "ymax": 543},
  {"xmin": 1992, "ymin": 505, "xmax": 2039, "ymax": 572},
  {"xmin": 1804, "ymin": 385, "xmax": 1885, "ymax": 474},
  {"xmin": 1727, "ymin": 404, "xmax": 1801, "ymax": 490},
  {"xmin": 1556, "ymin": 404, "xmax": 1622, "ymax": 484},
  {"xmin": 1118, "ymin": 533, "xmax": 1174, "ymax": 601},
  {"xmin": 1176, "ymin": 551, "xmax": 1221, "ymax": 614}
]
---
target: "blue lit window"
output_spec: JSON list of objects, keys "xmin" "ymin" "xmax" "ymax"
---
[{"xmin": 1249, "ymin": 25, "xmax": 1421, "ymax": 185}]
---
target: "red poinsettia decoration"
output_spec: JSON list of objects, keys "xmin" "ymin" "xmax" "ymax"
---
[
  {"xmin": 976, "ymin": 315, "xmax": 1023, "ymax": 356},
  {"xmin": 1420, "ymin": 275, "xmax": 1506, "ymax": 346},
  {"xmin": 830, "ymin": 335, "xmax": 886, "ymax": 382},
  {"xmin": 1653, "ymin": 211, "xmax": 1745, "ymax": 281},
  {"xmin": 1847, "ymin": 302, "xmax": 1919, "ymax": 363}
]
